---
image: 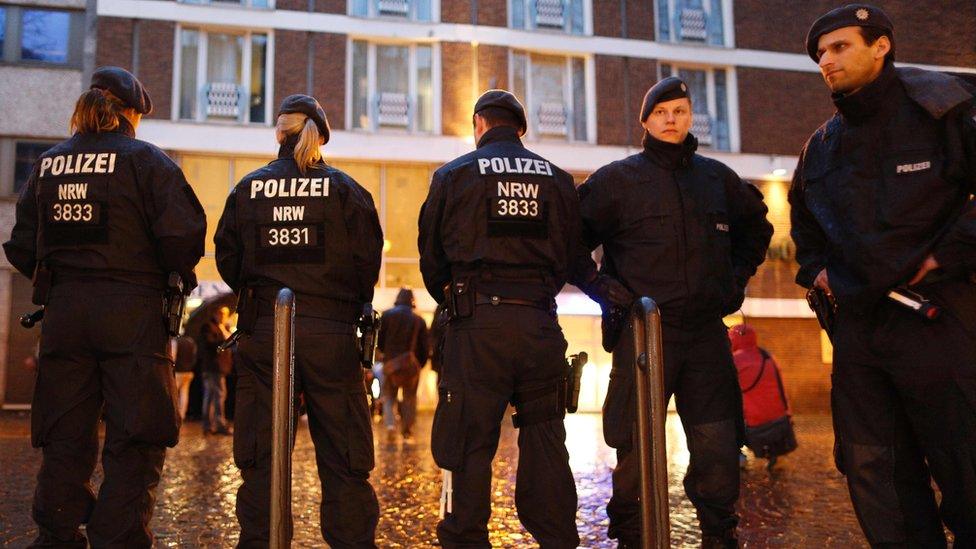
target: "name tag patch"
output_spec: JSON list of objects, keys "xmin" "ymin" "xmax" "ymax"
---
[
  {"xmin": 715, "ymin": 223, "xmax": 730, "ymax": 232},
  {"xmin": 895, "ymin": 161, "xmax": 931, "ymax": 175}
]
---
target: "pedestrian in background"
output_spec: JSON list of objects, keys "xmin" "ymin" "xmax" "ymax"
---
[
  {"xmin": 729, "ymin": 324, "xmax": 796, "ymax": 469},
  {"xmin": 2, "ymin": 66, "xmax": 205, "ymax": 547},
  {"xmin": 377, "ymin": 287, "xmax": 429, "ymax": 442},
  {"xmin": 199, "ymin": 306, "xmax": 233, "ymax": 435},
  {"xmin": 174, "ymin": 333, "xmax": 198, "ymax": 421}
]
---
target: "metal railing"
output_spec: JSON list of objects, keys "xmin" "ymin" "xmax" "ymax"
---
[
  {"xmin": 631, "ymin": 297, "xmax": 670, "ymax": 549},
  {"xmin": 270, "ymin": 288, "xmax": 296, "ymax": 549}
]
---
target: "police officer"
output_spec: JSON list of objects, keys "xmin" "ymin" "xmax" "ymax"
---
[
  {"xmin": 3, "ymin": 66, "xmax": 206, "ymax": 547},
  {"xmin": 791, "ymin": 4, "xmax": 976, "ymax": 545},
  {"xmin": 579, "ymin": 77, "xmax": 772, "ymax": 548},
  {"xmin": 214, "ymin": 94, "xmax": 383, "ymax": 548},
  {"xmin": 419, "ymin": 90, "xmax": 623, "ymax": 548}
]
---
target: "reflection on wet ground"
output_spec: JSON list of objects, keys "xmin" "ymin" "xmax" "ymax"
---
[{"xmin": 0, "ymin": 412, "xmax": 866, "ymax": 547}]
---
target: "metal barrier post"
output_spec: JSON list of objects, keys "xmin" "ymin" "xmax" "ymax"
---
[
  {"xmin": 631, "ymin": 297, "xmax": 670, "ymax": 549},
  {"xmin": 271, "ymin": 288, "xmax": 296, "ymax": 549}
]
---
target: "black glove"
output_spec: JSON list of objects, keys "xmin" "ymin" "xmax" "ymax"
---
[{"xmin": 580, "ymin": 275, "xmax": 634, "ymax": 308}]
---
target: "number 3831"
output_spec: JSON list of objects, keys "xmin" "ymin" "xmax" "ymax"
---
[
  {"xmin": 267, "ymin": 226, "xmax": 310, "ymax": 246},
  {"xmin": 496, "ymin": 199, "xmax": 538, "ymax": 217}
]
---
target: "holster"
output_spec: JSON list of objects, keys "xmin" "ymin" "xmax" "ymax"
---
[
  {"xmin": 235, "ymin": 286, "xmax": 257, "ymax": 334},
  {"xmin": 446, "ymin": 278, "xmax": 473, "ymax": 320},
  {"xmin": 31, "ymin": 263, "xmax": 52, "ymax": 306},
  {"xmin": 601, "ymin": 304, "xmax": 626, "ymax": 352},
  {"xmin": 806, "ymin": 288, "xmax": 836, "ymax": 339},
  {"xmin": 564, "ymin": 352, "xmax": 589, "ymax": 413},
  {"xmin": 163, "ymin": 272, "xmax": 186, "ymax": 337},
  {"xmin": 356, "ymin": 303, "xmax": 380, "ymax": 369}
]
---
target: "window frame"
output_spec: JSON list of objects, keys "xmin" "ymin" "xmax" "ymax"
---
[
  {"xmin": 344, "ymin": 38, "xmax": 442, "ymax": 135},
  {"xmin": 177, "ymin": 0, "xmax": 275, "ymax": 9},
  {"xmin": 657, "ymin": 62, "xmax": 740, "ymax": 152},
  {"xmin": 172, "ymin": 24, "xmax": 275, "ymax": 126},
  {"xmin": 347, "ymin": 0, "xmax": 440, "ymax": 22},
  {"xmin": 508, "ymin": 0, "xmax": 592, "ymax": 35},
  {"xmin": 653, "ymin": 0, "xmax": 735, "ymax": 48},
  {"xmin": 0, "ymin": 5, "xmax": 84, "ymax": 68},
  {"xmin": 0, "ymin": 138, "xmax": 59, "ymax": 196},
  {"xmin": 509, "ymin": 50, "xmax": 594, "ymax": 144}
]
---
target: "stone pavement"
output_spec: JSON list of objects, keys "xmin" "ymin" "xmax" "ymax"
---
[{"xmin": 0, "ymin": 411, "xmax": 868, "ymax": 548}]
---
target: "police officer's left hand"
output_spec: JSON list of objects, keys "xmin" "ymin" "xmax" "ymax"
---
[
  {"xmin": 908, "ymin": 255, "xmax": 940, "ymax": 286},
  {"xmin": 581, "ymin": 275, "xmax": 634, "ymax": 308}
]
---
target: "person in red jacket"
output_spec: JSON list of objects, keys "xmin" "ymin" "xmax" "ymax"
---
[{"xmin": 729, "ymin": 324, "xmax": 796, "ymax": 468}]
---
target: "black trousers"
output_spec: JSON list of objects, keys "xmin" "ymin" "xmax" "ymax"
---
[
  {"xmin": 603, "ymin": 319, "xmax": 741, "ymax": 543},
  {"xmin": 29, "ymin": 282, "xmax": 178, "ymax": 548},
  {"xmin": 831, "ymin": 280, "xmax": 976, "ymax": 548},
  {"xmin": 233, "ymin": 315, "xmax": 379, "ymax": 549},
  {"xmin": 432, "ymin": 305, "xmax": 579, "ymax": 549}
]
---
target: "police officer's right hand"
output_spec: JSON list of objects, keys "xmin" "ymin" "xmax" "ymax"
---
[
  {"xmin": 582, "ymin": 275, "xmax": 634, "ymax": 308},
  {"xmin": 814, "ymin": 268, "xmax": 832, "ymax": 296}
]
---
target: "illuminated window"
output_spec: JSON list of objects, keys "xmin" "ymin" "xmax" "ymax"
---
[
  {"xmin": 511, "ymin": 52, "xmax": 589, "ymax": 142},
  {"xmin": 350, "ymin": 41, "xmax": 436, "ymax": 133},
  {"xmin": 659, "ymin": 64, "xmax": 731, "ymax": 151}
]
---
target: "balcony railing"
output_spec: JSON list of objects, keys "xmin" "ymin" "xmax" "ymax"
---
[
  {"xmin": 679, "ymin": 7, "xmax": 708, "ymax": 41},
  {"xmin": 691, "ymin": 115, "xmax": 712, "ymax": 147},
  {"xmin": 377, "ymin": 0, "xmax": 409, "ymax": 16},
  {"xmin": 537, "ymin": 102, "xmax": 568, "ymax": 137},
  {"xmin": 204, "ymin": 82, "xmax": 243, "ymax": 120},
  {"xmin": 377, "ymin": 92, "xmax": 410, "ymax": 128},
  {"xmin": 534, "ymin": 0, "xmax": 566, "ymax": 29}
]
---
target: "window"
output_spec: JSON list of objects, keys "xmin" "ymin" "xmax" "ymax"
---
[
  {"xmin": 660, "ymin": 64, "xmax": 731, "ymax": 151},
  {"xmin": 350, "ymin": 0, "xmax": 434, "ymax": 21},
  {"xmin": 179, "ymin": 0, "xmax": 271, "ymax": 8},
  {"xmin": 656, "ymin": 0, "xmax": 727, "ymax": 46},
  {"xmin": 14, "ymin": 141, "xmax": 56, "ymax": 194},
  {"xmin": 510, "ymin": 0, "xmax": 585, "ymax": 34},
  {"xmin": 177, "ymin": 28, "xmax": 270, "ymax": 124},
  {"xmin": 511, "ymin": 52, "xmax": 588, "ymax": 142},
  {"xmin": 0, "ymin": 6, "xmax": 82, "ymax": 66},
  {"xmin": 350, "ymin": 41, "xmax": 435, "ymax": 133}
]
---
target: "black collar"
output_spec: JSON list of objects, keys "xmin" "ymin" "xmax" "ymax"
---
[
  {"xmin": 477, "ymin": 126, "xmax": 522, "ymax": 149},
  {"xmin": 640, "ymin": 131, "xmax": 698, "ymax": 170},
  {"xmin": 277, "ymin": 134, "xmax": 300, "ymax": 159},
  {"xmin": 833, "ymin": 61, "xmax": 899, "ymax": 124}
]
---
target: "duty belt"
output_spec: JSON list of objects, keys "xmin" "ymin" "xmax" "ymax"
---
[{"xmin": 474, "ymin": 292, "xmax": 555, "ymax": 312}]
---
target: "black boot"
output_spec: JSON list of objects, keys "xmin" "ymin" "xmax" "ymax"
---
[{"xmin": 701, "ymin": 528, "xmax": 739, "ymax": 549}]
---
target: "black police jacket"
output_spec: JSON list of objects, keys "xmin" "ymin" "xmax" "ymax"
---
[
  {"xmin": 3, "ymin": 126, "xmax": 206, "ymax": 289},
  {"xmin": 418, "ymin": 126, "xmax": 597, "ymax": 303},
  {"xmin": 789, "ymin": 64, "xmax": 976, "ymax": 309},
  {"xmin": 214, "ymin": 143, "xmax": 383, "ymax": 313},
  {"xmin": 579, "ymin": 133, "xmax": 773, "ymax": 325}
]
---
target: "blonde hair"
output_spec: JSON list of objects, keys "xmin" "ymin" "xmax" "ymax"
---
[
  {"xmin": 276, "ymin": 113, "xmax": 324, "ymax": 174},
  {"xmin": 70, "ymin": 89, "xmax": 128, "ymax": 134}
]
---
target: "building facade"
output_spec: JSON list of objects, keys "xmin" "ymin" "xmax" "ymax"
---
[{"xmin": 1, "ymin": 0, "xmax": 974, "ymax": 410}]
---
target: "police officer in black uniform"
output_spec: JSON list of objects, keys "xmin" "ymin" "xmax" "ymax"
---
[
  {"xmin": 3, "ymin": 66, "xmax": 206, "ymax": 547},
  {"xmin": 791, "ymin": 5, "xmax": 976, "ymax": 545},
  {"xmin": 419, "ymin": 90, "xmax": 625, "ymax": 548},
  {"xmin": 579, "ymin": 78, "xmax": 772, "ymax": 548},
  {"xmin": 214, "ymin": 94, "xmax": 383, "ymax": 548}
]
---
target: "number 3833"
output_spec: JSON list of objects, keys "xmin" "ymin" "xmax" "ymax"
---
[{"xmin": 495, "ymin": 198, "xmax": 539, "ymax": 217}]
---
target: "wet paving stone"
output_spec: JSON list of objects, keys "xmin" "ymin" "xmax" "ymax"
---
[{"xmin": 0, "ymin": 411, "xmax": 867, "ymax": 547}]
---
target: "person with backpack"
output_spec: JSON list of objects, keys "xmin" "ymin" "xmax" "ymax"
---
[
  {"xmin": 728, "ymin": 324, "xmax": 796, "ymax": 469},
  {"xmin": 377, "ymin": 287, "xmax": 429, "ymax": 442}
]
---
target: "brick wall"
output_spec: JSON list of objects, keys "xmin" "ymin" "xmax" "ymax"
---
[
  {"xmin": 745, "ymin": 317, "xmax": 830, "ymax": 414},
  {"xmin": 442, "ymin": 0, "xmax": 472, "ymax": 23},
  {"xmin": 311, "ymin": 33, "xmax": 346, "ymax": 129},
  {"xmin": 593, "ymin": 0, "xmax": 654, "ymax": 39},
  {"xmin": 136, "ymin": 20, "xmax": 175, "ymax": 120},
  {"xmin": 737, "ymin": 67, "xmax": 834, "ymax": 156},
  {"xmin": 276, "ymin": 0, "xmax": 305, "ymax": 10},
  {"xmin": 593, "ymin": 0, "xmax": 621, "ymax": 37},
  {"xmin": 315, "ymin": 0, "xmax": 345, "ymax": 13},
  {"xmin": 96, "ymin": 17, "xmax": 133, "ymax": 70},
  {"xmin": 624, "ymin": 0, "xmax": 654, "ymax": 41},
  {"xmin": 477, "ymin": 0, "xmax": 506, "ymax": 27},
  {"xmin": 735, "ymin": 0, "xmax": 976, "ymax": 67},
  {"xmin": 595, "ymin": 55, "xmax": 656, "ymax": 146},
  {"xmin": 441, "ymin": 42, "xmax": 473, "ymax": 136},
  {"xmin": 275, "ymin": 30, "xmax": 311, "ymax": 107},
  {"xmin": 476, "ymin": 44, "xmax": 508, "ymax": 92}
]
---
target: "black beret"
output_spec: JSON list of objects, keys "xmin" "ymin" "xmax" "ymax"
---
[
  {"xmin": 278, "ymin": 94, "xmax": 331, "ymax": 145},
  {"xmin": 473, "ymin": 90, "xmax": 527, "ymax": 136},
  {"xmin": 639, "ymin": 77, "xmax": 689, "ymax": 122},
  {"xmin": 806, "ymin": 4, "xmax": 894, "ymax": 62},
  {"xmin": 90, "ymin": 66, "xmax": 153, "ymax": 115}
]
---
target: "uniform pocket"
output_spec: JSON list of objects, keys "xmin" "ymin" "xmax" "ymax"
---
[
  {"xmin": 431, "ymin": 387, "xmax": 466, "ymax": 470},
  {"xmin": 344, "ymin": 388, "xmax": 375, "ymax": 474},
  {"xmin": 602, "ymin": 367, "xmax": 635, "ymax": 450},
  {"xmin": 125, "ymin": 354, "xmax": 180, "ymax": 447}
]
